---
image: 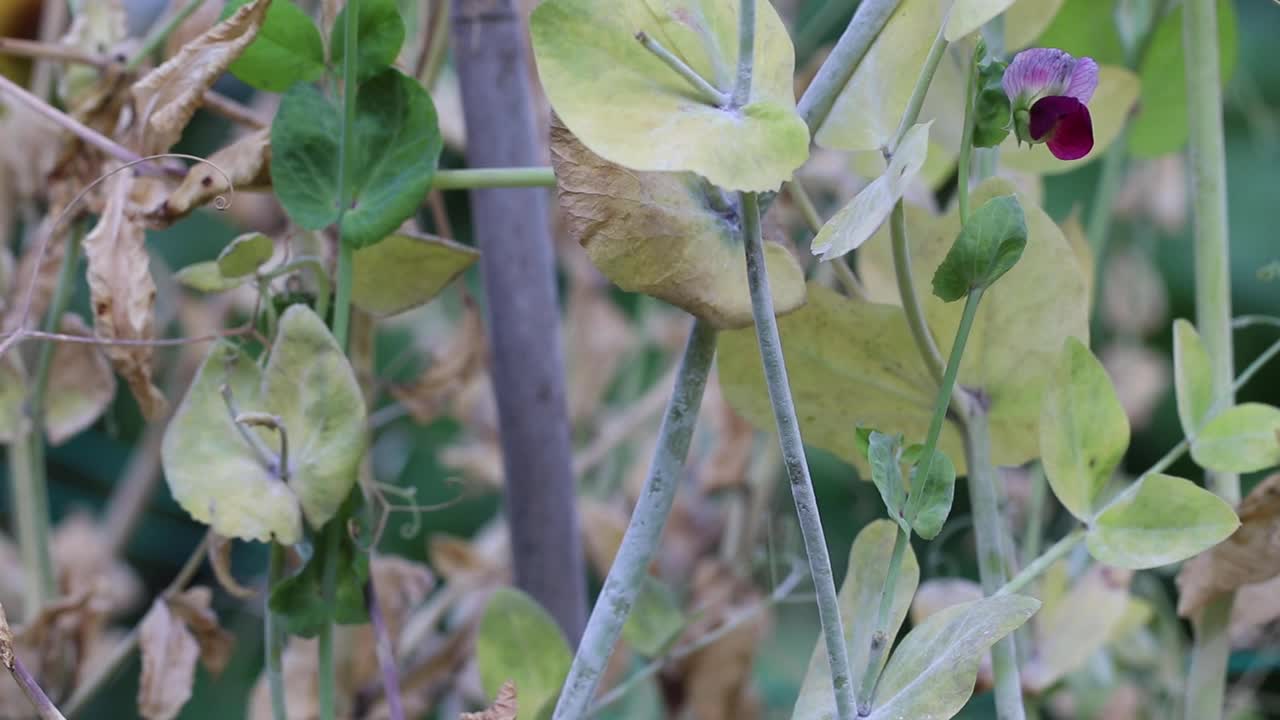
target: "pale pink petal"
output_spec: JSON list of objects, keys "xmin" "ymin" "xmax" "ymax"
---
[
  {"xmin": 1065, "ymin": 56, "xmax": 1100, "ymax": 103},
  {"xmin": 1003, "ymin": 48, "xmax": 1076, "ymax": 103}
]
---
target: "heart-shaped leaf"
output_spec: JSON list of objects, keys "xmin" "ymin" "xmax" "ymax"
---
[
  {"xmin": 931, "ymin": 194, "xmax": 1027, "ymax": 301},
  {"xmin": 223, "ymin": 0, "xmax": 325, "ymax": 92},
  {"xmin": 530, "ymin": 0, "xmax": 809, "ymax": 191},
  {"xmin": 477, "ymin": 588, "xmax": 573, "ymax": 720},
  {"xmin": 1191, "ymin": 403, "xmax": 1280, "ymax": 474},
  {"xmin": 792, "ymin": 520, "xmax": 919, "ymax": 720},
  {"xmin": 271, "ymin": 68, "xmax": 442, "ymax": 249},
  {"xmin": 1040, "ymin": 337, "xmax": 1131, "ymax": 521},
  {"xmin": 867, "ymin": 594, "xmax": 1040, "ymax": 720},
  {"xmin": 330, "ymin": 0, "xmax": 406, "ymax": 83},
  {"xmin": 1086, "ymin": 473, "xmax": 1240, "ymax": 569},
  {"xmin": 217, "ymin": 232, "xmax": 274, "ymax": 278},
  {"xmin": 351, "ymin": 231, "xmax": 478, "ymax": 318},
  {"xmin": 1173, "ymin": 319, "xmax": 1214, "ymax": 439}
]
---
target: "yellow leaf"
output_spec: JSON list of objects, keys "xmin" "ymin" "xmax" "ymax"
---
[{"xmin": 83, "ymin": 174, "xmax": 166, "ymax": 419}]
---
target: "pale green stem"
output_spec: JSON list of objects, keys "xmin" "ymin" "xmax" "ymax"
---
[
  {"xmin": 741, "ymin": 191, "xmax": 857, "ymax": 720},
  {"xmin": 957, "ymin": 44, "xmax": 981, "ymax": 225},
  {"xmin": 419, "ymin": 0, "xmax": 451, "ymax": 89},
  {"xmin": 732, "ymin": 0, "xmax": 755, "ymax": 107},
  {"xmin": 431, "ymin": 167, "xmax": 557, "ymax": 190},
  {"xmin": 998, "ymin": 529, "xmax": 1085, "ymax": 597},
  {"xmin": 890, "ymin": 203, "xmax": 945, "ymax": 382},
  {"xmin": 266, "ymin": 544, "xmax": 288, "ymax": 720},
  {"xmin": 125, "ymin": 0, "xmax": 204, "ymax": 71},
  {"xmin": 552, "ymin": 320, "xmax": 717, "ymax": 720},
  {"xmin": 796, "ymin": 0, "xmax": 900, "ymax": 132},
  {"xmin": 891, "ymin": 23, "xmax": 948, "ymax": 149},
  {"xmin": 856, "ymin": 525, "xmax": 908, "ymax": 714},
  {"xmin": 963, "ymin": 407, "xmax": 1026, "ymax": 720},
  {"xmin": 635, "ymin": 32, "xmax": 728, "ymax": 107},
  {"xmin": 1020, "ymin": 464, "xmax": 1048, "ymax": 568}
]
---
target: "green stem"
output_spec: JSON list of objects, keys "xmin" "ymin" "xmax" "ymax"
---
[
  {"xmin": 890, "ymin": 202, "xmax": 945, "ymax": 382},
  {"xmin": 552, "ymin": 320, "xmax": 718, "ymax": 720},
  {"xmin": 318, "ymin": 520, "xmax": 341, "ymax": 720},
  {"xmin": 891, "ymin": 23, "xmax": 948, "ymax": 149},
  {"xmin": 962, "ymin": 407, "xmax": 1025, "ymax": 720},
  {"xmin": 732, "ymin": 0, "xmax": 755, "ymax": 107},
  {"xmin": 431, "ymin": 167, "xmax": 557, "ymax": 190},
  {"xmin": 741, "ymin": 191, "xmax": 856, "ymax": 720},
  {"xmin": 998, "ymin": 529, "xmax": 1085, "ymax": 596},
  {"xmin": 266, "ymin": 543, "xmax": 288, "ymax": 720},
  {"xmin": 333, "ymin": 242, "xmax": 354, "ymax": 349},
  {"xmin": 635, "ymin": 32, "xmax": 728, "ymax": 107},
  {"xmin": 856, "ymin": 525, "xmax": 908, "ymax": 713},
  {"xmin": 125, "ymin": 0, "xmax": 204, "ymax": 71},
  {"xmin": 795, "ymin": 0, "xmax": 901, "ymax": 133},
  {"xmin": 957, "ymin": 44, "xmax": 982, "ymax": 226},
  {"xmin": 1020, "ymin": 464, "xmax": 1047, "ymax": 568}
]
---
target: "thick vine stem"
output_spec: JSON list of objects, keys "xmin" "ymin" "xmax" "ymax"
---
[
  {"xmin": 732, "ymin": 0, "xmax": 756, "ymax": 107},
  {"xmin": 551, "ymin": 320, "xmax": 717, "ymax": 720},
  {"xmin": 741, "ymin": 191, "xmax": 857, "ymax": 720},
  {"xmin": 890, "ymin": 203, "xmax": 946, "ymax": 382},
  {"xmin": 796, "ymin": 0, "xmax": 901, "ymax": 132},
  {"xmin": 1182, "ymin": 0, "xmax": 1237, "ymax": 717}
]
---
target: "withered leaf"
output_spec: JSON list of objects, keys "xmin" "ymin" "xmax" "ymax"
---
[
  {"xmin": 701, "ymin": 389, "xmax": 756, "ymax": 494},
  {"xmin": 167, "ymin": 587, "xmax": 235, "ymax": 675},
  {"xmin": 58, "ymin": 0, "xmax": 127, "ymax": 112},
  {"xmin": 138, "ymin": 597, "xmax": 200, "ymax": 720},
  {"xmin": 43, "ymin": 314, "xmax": 117, "ymax": 445},
  {"xmin": 51, "ymin": 511, "xmax": 143, "ymax": 617},
  {"xmin": 3, "ymin": 215, "xmax": 68, "ymax": 335},
  {"xmin": 565, "ymin": 281, "xmax": 632, "ymax": 424},
  {"xmin": 392, "ymin": 296, "xmax": 485, "ymax": 424},
  {"xmin": 676, "ymin": 560, "xmax": 766, "ymax": 720},
  {"xmin": 152, "ymin": 128, "xmax": 271, "ymax": 224},
  {"xmin": 1177, "ymin": 473, "xmax": 1280, "ymax": 617},
  {"xmin": 130, "ymin": 0, "xmax": 270, "ymax": 156},
  {"xmin": 461, "ymin": 680, "xmax": 518, "ymax": 720},
  {"xmin": 208, "ymin": 534, "xmax": 257, "ymax": 599},
  {"xmin": 83, "ymin": 173, "xmax": 166, "ymax": 419}
]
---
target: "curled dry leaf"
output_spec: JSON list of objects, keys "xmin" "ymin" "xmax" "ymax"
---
[
  {"xmin": 129, "ymin": 0, "xmax": 270, "ymax": 156},
  {"xmin": 3, "ymin": 213, "xmax": 68, "ymax": 335},
  {"xmin": 166, "ymin": 587, "xmax": 236, "ymax": 675},
  {"xmin": 392, "ymin": 296, "xmax": 486, "ymax": 424},
  {"xmin": 138, "ymin": 598, "xmax": 200, "ymax": 720},
  {"xmin": 51, "ymin": 512, "xmax": 142, "ymax": 618},
  {"xmin": 1177, "ymin": 474, "xmax": 1280, "ymax": 617},
  {"xmin": 58, "ymin": 0, "xmax": 127, "ymax": 112},
  {"xmin": 83, "ymin": 173, "xmax": 166, "ymax": 419},
  {"xmin": 0, "ymin": 593, "xmax": 100, "ymax": 710},
  {"xmin": 565, "ymin": 280, "xmax": 633, "ymax": 425},
  {"xmin": 43, "ymin": 314, "xmax": 117, "ymax": 445},
  {"xmin": 208, "ymin": 534, "xmax": 257, "ymax": 599},
  {"xmin": 151, "ymin": 128, "xmax": 271, "ymax": 225},
  {"xmin": 462, "ymin": 680, "xmax": 517, "ymax": 720}
]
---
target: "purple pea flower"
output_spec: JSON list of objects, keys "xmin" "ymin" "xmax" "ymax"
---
[{"xmin": 1002, "ymin": 48, "xmax": 1099, "ymax": 161}]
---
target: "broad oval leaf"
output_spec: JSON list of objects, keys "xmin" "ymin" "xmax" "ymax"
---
[
  {"xmin": 931, "ymin": 194, "xmax": 1027, "ymax": 301},
  {"xmin": 999, "ymin": 65, "xmax": 1140, "ymax": 174},
  {"xmin": 1129, "ymin": 0, "xmax": 1237, "ymax": 158},
  {"xmin": 620, "ymin": 575, "xmax": 686, "ymax": 657},
  {"xmin": 262, "ymin": 305, "xmax": 367, "ymax": 528},
  {"xmin": 812, "ymin": 122, "xmax": 931, "ymax": 262},
  {"xmin": 351, "ymin": 231, "xmax": 479, "ymax": 318},
  {"xmin": 162, "ymin": 342, "xmax": 304, "ymax": 544},
  {"xmin": 1086, "ymin": 473, "xmax": 1240, "ymax": 569},
  {"xmin": 1173, "ymin": 319, "xmax": 1214, "ymax": 439},
  {"xmin": 1192, "ymin": 403, "xmax": 1280, "ymax": 474},
  {"xmin": 867, "ymin": 594, "xmax": 1040, "ymax": 720},
  {"xmin": 330, "ymin": 0, "xmax": 406, "ymax": 83},
  {"xmin": 792, "ymin": 520, "xmax": 919, "ymax": 720},
  {"xmin": 551, "ymin": 122, "xmax": 805, "ymax": 330},
  {"xmin": 1040, "ymin": 337, "xmax": 1131, "ymax": 522},
  {"xmin": 174, "ymin": 261, "xmax": 247, "ymax": 293},
  {"xmin": 271, "ymin": 68, "xmax": 442, "ymax": 249},
  {"xmin": 217, "ymin": 232, "xmax": 274, "ymax": 278},
  {"xmin": 477, "ymin": 588, "xmax": 573, "ymax": 720},
  {"xmin": 945, "ymin": 0, "xmax": 1017, "ymax": 42},
  {"xmin": 223, "ymin": 0, "xmax": 325, "ymax": 92},
  {"xmin": 906, "ymin": 448, "xmax": 956, "ymax": 540},
  {"xmin": 530, "ymin": 0, "xmax": 809, "ymax": 191}
]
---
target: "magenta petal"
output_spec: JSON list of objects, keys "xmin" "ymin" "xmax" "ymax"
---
[
  {"xmin": 1003, "ymin": 48, "xmax": 1074, "ymax": 101},
  {"xmin": 1065, "ymin": 56, "xmax": 1099, "ymax": 103},
  {"xmin": 1029, "ymin": 96, "xmax": 1094, "ymax": 160}
]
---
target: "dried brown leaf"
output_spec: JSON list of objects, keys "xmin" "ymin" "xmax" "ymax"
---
[
  {"xmin": 701, "ymin": 389, "xmax": 756, "ymax": 493},
  {"xmin": 3, "ymin": 215, "xmax": 67, "ymax": 334},
  {"xmin": 52, "ymin": 512, "xmax": 142, "ymax": 617},
  {"xmin": 439, "ymin": 440, "xmax": 503, "ymax": 491},
  {"xmin": 138, "ymin": 598, "xmax": 200, "ymax": 720},
  {"xmin": 461, "ymin": 680, "xmax": 518, "ymax": 720},
  {"xmin": 167, "ymin": 587, "xmax": 235, "ymax": 676},
  {"xmin": 1177, "ymin": 474, "xmax": 1280, "ymax": 617},
  {"xmin": 675, "ymin": 560, "xmax": 767, "ymax": 720},
  {"xmin": 565, "ymin": 282, "xmax": 631, "ymax": 425},
  {"xmin": 1230, "ymin": 574, "xmax": 1280, "ymax": 645},
  {"xmin": 579, "ymin": 499, "xmax": 627, "ymax": 577},
  {"xmin": 83, "ymin": 173, "xmax": 166, "ymax": 419},
  {"xmin": 58, "ymin": 0, "xmax": 128, "ymax": 112},
  {"xmin": 247, "ymin": 637, "xmax": 320, "ymax": 720},
  {"xmin": 392, "ymin": 296, "xmax": 486, "ymax": 424},
  {"xmin": 428, "ymin": 534, "xmax": 498, "ymax": 584},
  {"xmin": 370, "ymin": 554, "xmax": 436, "ymax": 640},
  {"xmin": 0, "ymin": 102, "xmax": 61, "ymax": 200},
  {"xmin": 151, "ymin": 128, "xmax": 271, "ymax": 225},
  {"xmin": 207, "ymin": 533, "xmax": 257, "ymax": 599},
  {"xmin": 0, "ymin": 593, "xmax": 99, "ymax": 714},
  {"xmin": 44, "ymin": 314, "xmax": 116, "ymax": 445},
  {"xmin": 130, "ymin": 0, "xmax": 269, "ymax": 156}
]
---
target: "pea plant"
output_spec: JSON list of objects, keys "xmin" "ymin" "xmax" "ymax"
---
[{"xmin": 0, "ymin": 0, "xmax": 1273, "ymax": 718}]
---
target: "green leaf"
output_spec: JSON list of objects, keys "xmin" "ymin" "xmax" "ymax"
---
[
  {"xmin": 270, "ymin": 68, "xmax": 442, "ymax": 249},
  {"xmin": 268, "ymin": 497, "xmax": 370, "ymax": 637},
  {"xmin": 175, "ymin": 261, "xmax": 247, "ymax": 293},
  {"xmin": 1129, "ymin": 0, "xmax": 1237, "ymax": 158},
  {"xmin": 551, "ymin": 122, "xmax": 805, "ymax": 330},
  {"xmin": 868, "ymin": 432, "xmax": 908, "ymax": 528},
  {"xmin": 1191, "ymin": 403, "xmax": 1280, "ymax": 474},
  {"xmin": 906, "ymin": 449, "xmax": 956, "ymax": 540},
  {"xmin": 223, "ymin": 0, "xmax": 325, "ymax": 92},
  {"xmin": 792, "ymin": 520, "xmax": 919, "ymax": 720},
  {"xmin": 217, "ymin": 232, "xmax": 274, "ymax": 278},
  {"xmin": 620, "ymin": 576, "xmax": 685, "ymax": 657},
  {"xmin": 971, "ymin": 58, "xmax": 1012, "ymax": 148},
  {"xmin": 161, "ymin": 306, "xmax": 367, "ymax": 542},
  {"xmin": 330, "ymin": 0, "xmax": 406, "ymax": 83},
  {"xmin": 931, "ymin": 194, "xmax": 1027, "ymax": 301},
  {"xmin": 530, "ymin": 0, "xmax": 809, "ymax": 192},
  {"xmin": 1032, "ymin": 0, "xmax": 1126, "ymax": 65},
  {"xmin": 1040, "ymin": 337, "xmax": 1131, "ymax": 522},
  {"xmin": 1173, "ymin": 319, "xmax": 1215, "ymax": 439},
  {"xmin": 945, "ymin": 0, "xmax": 1017, "ymax": 42},
  {"xmin": 477, "ymin": 588, "xmax": 573, "ymax": 720},
  {"xmin": 351, "ymin": 231, "xmax": 479, "ymax": 318},
  {"xmin": 1004, "ymin": 0, "xmax": 1067, "ymax": 51},
  {"xmin": 1086, "ymin": 473, "xmax": 1240, "ymax": 569},
  {"xmin": 867, "ymin": 594, "xmax": 1040, "ymax": 720},
  {"xmin": 811, "ymin": 122, "xmax": 931, "ymax": 262}
]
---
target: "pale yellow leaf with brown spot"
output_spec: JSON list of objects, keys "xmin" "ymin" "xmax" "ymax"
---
[
  {"xmin": 84, "ymin": 174, "xmax": 166, "ymax": 419},
  {"xmin": 138, "ymin": 598, "xmax": 200, "ymax": 720},
  {"xmin": 130, "ymin": 0, "xmax": 270, "ymax": 155},
  {"xmin": 154, "ymin": 128, "xmax": 271, "ymax": 224},
  {"xmin": 550, "ymin": 122, "xmax": 805, "ymax": 330}
]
